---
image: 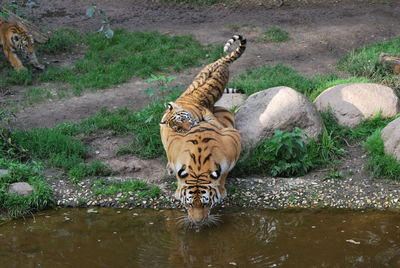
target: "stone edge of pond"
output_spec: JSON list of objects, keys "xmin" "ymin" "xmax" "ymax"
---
[{"xmin": 50, "ymin": 175, "xmax": 400, "ymax": 211}]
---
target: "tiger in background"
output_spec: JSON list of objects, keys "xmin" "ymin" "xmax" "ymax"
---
[
  {"xmin": 160, "ymin": 34, "xmax": 246, "ymax": 133},
  {"xmin": 0, "ymin": 18, "xmax": 44, "ymax": 71},
  {"xmin": 160, "ymin": 106, "xmax": 241, "ymax": 226}
]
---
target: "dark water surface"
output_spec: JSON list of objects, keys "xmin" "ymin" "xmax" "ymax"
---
[{"xmin": 1, "ymin": 208, "xmax": 400, "ymax": 267}]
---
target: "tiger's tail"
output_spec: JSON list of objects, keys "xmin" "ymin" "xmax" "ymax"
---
[
  {"xmin": 224, "ymin": 87, "xmax": 245, "ymax": 94},
  {"xmin": 222, "ymin": 35, "xmax": 246, "ymax": 63}
]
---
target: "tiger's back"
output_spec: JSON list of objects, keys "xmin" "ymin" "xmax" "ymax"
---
[
  {"xmin": 0, "ymin": 18, "xmax": 44, "ymax": 70},
  {"xmin": 160, "ymin": 106, "xmax": 241, "ymax": 224}
]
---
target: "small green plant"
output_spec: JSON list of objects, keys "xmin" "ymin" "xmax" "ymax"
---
[
  {"xmin": 324, "ymin": 171, "xmax": 344, "ymax": 180},
  {"xmin": 68, "ymin": 161, "xmax": 111, "ymax": 183},
  {"xmin": 86, "ymin": 4, "xmax": 114, "ymax": 39},
  {"xmin": 145, "ymin": 74, "xmax": 180, "ymax": 101},
  {"xmin": 235, "ymin": 128, "xmax": 314, "ymax": 177},
  {"xmin": 259, "ymin": 27, "xmax": 290, "ymax": 43},
  {"xmin": 364, "ymin": 130, "xmax": 400, "ymax": 180}
]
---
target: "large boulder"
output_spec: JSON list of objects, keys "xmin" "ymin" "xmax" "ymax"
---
[
  {"xmin": 314, "ymin": 83, "xmax": 400, "ymax": 128},
  {"xmin": 8, "ymin": 182, "xmax": 34, "ymax": 196},
  {"xmin": 381, "ymin": 117, "xmax": 400, "ymax": 161},
  {"xmin": 235, "ymin": 86, "xmax": 323, "ymax": 152}
]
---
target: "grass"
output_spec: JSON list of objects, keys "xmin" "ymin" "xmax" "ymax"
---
[
  {"xmin": 39, "ymin": 29, "xmax": 222, "ymax": 93},
  {"xmin": 92, "ymin": 178, "xmax": 160, "ymax": 198},
  {"xmin": 0, "ymin": 157, "xmax": 54, "ymax": 218},
  {"xmin": 228, "ymin": 64, "xmax": 371, "ymax": 98},
  {"xmin": 37, "ymin": 28, "xmax": 83, "ymax": 54},
  {"xmin": 258, "ymin": 27, "xmax": 290, "ymax": 43},
  {"xmin": 337, "ymin": 37, "xmax": 400, "ymax": 91},
  {"xmin": 364, "ymin": 130, "xmax": 400, "ymax": 180},
  {"xmin": 68, "ymin": 161, "xmax": 112, "ymax": 183},
  {"xmin": 0, "ymin": 28, "xmax": 223, "ymax": 94}
]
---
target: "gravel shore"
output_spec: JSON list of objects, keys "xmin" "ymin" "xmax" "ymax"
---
[{"xmin": 49, "ymin": 173, "xmax": 400, "ymax": 211}]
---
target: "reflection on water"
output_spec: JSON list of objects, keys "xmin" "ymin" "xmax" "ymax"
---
[{"xmin": 1, "ymin": 208, "xmax": 400, "ymax": 267}]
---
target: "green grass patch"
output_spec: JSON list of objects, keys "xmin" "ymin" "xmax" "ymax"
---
[
  {"xmin": 68, "ymin": 161, "xmax": 112, "ymax": 183},
  {"xmin": 229, "ymin": 64, "xmax": 372, "ymax": 98},
  {"xmin": 6, "ymin": 128, "xmax": 87, "ymax": 170},
  {"xmin": 24, "ymin": 87, "xmax": 53, "ymax": 104},
  {"xmin": 92, "ymin": 178, "xmax": 160, "ymax": 198},
  {"xmin": 38, "ymin": 28, "xmax": 84, "ymax": 54},
  {"xmin": 39, "ymin": 29, "xmax": 222, "ymax": 91},
  {"xmin": 1, "ymin": 29, "xmax": 223, "ymax": 92},
  {"xmin": 258, "ymin": 27, "xmax": 290, "ymax": 43},
  {"xmin": 364, "ymin": 130, "xmax": 400, "ymax": 180},
  {"xmin": 0, "ymin": 157, "xmax": 54, "ymax": 218},
  {"xmin": 337, "ymin": 37, "xmax": 400, "ymax": 91}
]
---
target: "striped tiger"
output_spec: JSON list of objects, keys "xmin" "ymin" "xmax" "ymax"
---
[
  {"xmin": 160, "ymin": 35, "xmax": 246, "ymax": 133},
  {"xmin": 0, "ymin": 18, "xmax": 44, "ymax": 71},
  {"xmin": 160, "ymin": 106, "xmax": 241, "ymax": 225}
]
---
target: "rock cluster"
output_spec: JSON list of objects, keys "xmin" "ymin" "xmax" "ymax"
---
[{"xmin": 230, "ymin": 83, "xmax": 400, "ymax": 161}]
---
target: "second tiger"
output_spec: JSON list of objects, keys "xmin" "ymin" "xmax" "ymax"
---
[{"xmin": 160, "ymin": 34, "xmax": 246, "ymax": 133}]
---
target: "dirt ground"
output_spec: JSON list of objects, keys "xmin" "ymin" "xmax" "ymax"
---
[{"xmin": 2, "ymin": 0, "xmax": 400, "ymax": 187}]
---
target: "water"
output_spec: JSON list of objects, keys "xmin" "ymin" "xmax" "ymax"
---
[{"xmin": 1, "ymin": 208, "xmax": 400, "ymax": 267}]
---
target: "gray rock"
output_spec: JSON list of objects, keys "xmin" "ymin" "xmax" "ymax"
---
[
  {"xmin": 215, "ymin": 93, "xmax": 246, "ymax": 110},
  {"xmin": 314, "ymin": 83, "xmax": 400, "ymax": 128},
  {"xmin": 381, "ymin": 117, "xmax": 400, "ymax": 161},
  {"xmin": 8, "ymin": 182, "xmax": 34, "ymax": 196},
  {"xmin": 236, "ymin": 86, "xmax": 323, "ymax": 153},
  {"xmin": 0, "ymin": 169, "xmax": 9, "ymax": 178}
]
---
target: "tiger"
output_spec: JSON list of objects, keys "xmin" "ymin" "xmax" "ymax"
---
[
  {"xmin": 160, "ymin": 106, "xmax": 241, "ymax": 225},
  {"xmin": 160, "ymin": 34, "xmax": 246, "ymax": 133},
  {"xmin": 0, "ymin": 18, "xmax": 44, "ymax": 71}
]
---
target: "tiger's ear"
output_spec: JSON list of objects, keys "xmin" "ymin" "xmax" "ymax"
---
[{"xmin": 166, "ymin": 102, "xmax": 182, "ymax": 111}]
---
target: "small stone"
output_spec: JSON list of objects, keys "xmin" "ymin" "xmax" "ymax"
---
[
  {"xmin": 87, "ymin": 209, "xmax": 98, "ymax": 213},
  {"xmin": 8, "ymin": 182, "xmax": 34, "ymax": 196},
  {"xmin": 0, "ymin": 169, "xmax": 9, "ymax": 178}
]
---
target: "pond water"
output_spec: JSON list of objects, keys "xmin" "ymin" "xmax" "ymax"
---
[{"xmin": 1, "ymin": 208, "xmax": 400, "ymax": 267}]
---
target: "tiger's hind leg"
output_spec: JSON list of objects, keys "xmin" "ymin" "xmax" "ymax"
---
[{"xmin": 203, "ymin": 108, "xmax": 225, "ymax": 129}]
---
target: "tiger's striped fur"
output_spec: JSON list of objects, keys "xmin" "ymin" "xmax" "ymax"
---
[
  {"xmin": 0, "ymin": 18, "xmax": 44, "ymax": 71},
  {"xmin": 160, "ymin": 35, "xmax": 246, "ymax": 133},
  {"xmin": 160, "ymin": 106, "xmax": 241, "ymax": 224}
]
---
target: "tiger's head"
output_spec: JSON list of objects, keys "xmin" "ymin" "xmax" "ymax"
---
[
  {"xmin": 160, "ymin": 102, "xmax": 198, "ymax": 133},
  {"xmin": 11, "ymin": 25, "xmax": 44, "ymax": 70},
  {"xmin": 167, "ymin": 129, "xmax": 240, "ymax": 225}
]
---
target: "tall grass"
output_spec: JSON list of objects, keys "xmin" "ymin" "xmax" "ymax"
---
[{"xmin": 337, "ymin": 37, "xmax": 400, "ymax": 91}]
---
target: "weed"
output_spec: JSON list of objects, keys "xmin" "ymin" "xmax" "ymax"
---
[
  {"xmin": 235, "ymin": 128, "xmax": 314, "ymax": 177},
  {"xmin": 337, "ymin": 37, "xmax": 400, "ymax": 91},
  {"xmin": 68, "ymin": 161, "xmax": 111, "ymax": 183},
  {"xmin": 9, "ymin": 128, "xmax": 87, "ymax": 169},
  {"xmin": 24, "ymin": 87, "xmax": 53, "ymax": 104},
  {"xmin": 38, "ymin": 29, "xmax": 83, "ymax": 54},
  {"xmin": 6, "ymin": 68, "xmax": 33, "ymax": 86},
  {"xmin": 324, "ymin": 171, "xmax": 344, "ymax": 180},
  {"xmin": 364, "ymin": 130, "xmax": 400, "ymax": 180},
  {"xmin": 258, "ymin": 27, "xmax": 290, "ymax": 43},
  {"xmin": 145, "ymin": 74, "xmax": 179, "ymax": 101},
  {"xmin": 92, "ymin": 179, "xmax": 160, "ymax": 198}
]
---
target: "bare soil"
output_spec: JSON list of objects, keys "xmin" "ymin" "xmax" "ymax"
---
[{"xmin": 2, "ymin": 0, "xmax": 400, "ymax": 198}]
